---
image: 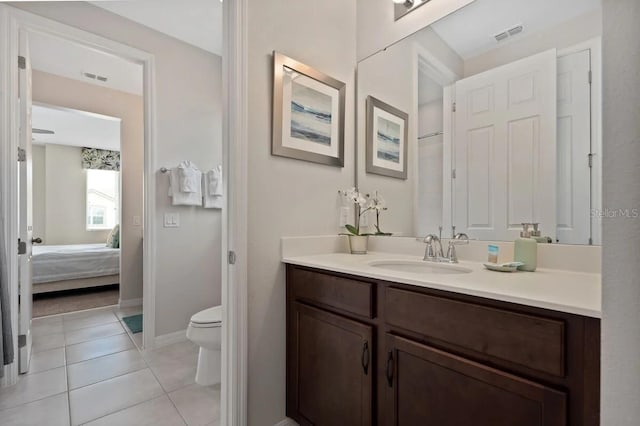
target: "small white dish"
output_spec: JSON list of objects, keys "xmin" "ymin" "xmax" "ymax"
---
[{"xmin": 483, "ymin": 262, "xmax": 523, "ymax": 273}]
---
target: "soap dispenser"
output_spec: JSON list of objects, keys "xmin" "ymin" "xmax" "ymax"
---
[{"xmin": 514, "ymin": 223, "xmax": 537, "ymax": 272}]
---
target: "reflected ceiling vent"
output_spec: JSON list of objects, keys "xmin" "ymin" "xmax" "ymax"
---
[
  {"xmin": 493, "ymin": 23, "xmax": 524, "ymax": 42},
  {"xmin": 82, "ymin": 71, "xmax": 108, "ymax": 83}
]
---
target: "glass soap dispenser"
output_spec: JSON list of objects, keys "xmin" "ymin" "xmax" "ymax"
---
[{"xmin": 514, "ymin": 223, "xmax": 537, "ymax": 272}]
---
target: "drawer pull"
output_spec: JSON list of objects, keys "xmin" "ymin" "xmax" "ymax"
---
[
  {"xmin": 361, "ymin": 341, "xmax": 370, "ymax": 375},
  {"xmin": 386, "ymin": 351, "xmax": 394, "ymax": 387}
]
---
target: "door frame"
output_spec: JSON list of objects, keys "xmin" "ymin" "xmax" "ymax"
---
[{"xmin": 0, "ymin": 3, "xmax": 158, "ymax": 380}]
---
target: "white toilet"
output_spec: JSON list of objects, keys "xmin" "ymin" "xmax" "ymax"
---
[{"xmin": 186, "ymin": 305, "xmax": 222, "ymax": 386}]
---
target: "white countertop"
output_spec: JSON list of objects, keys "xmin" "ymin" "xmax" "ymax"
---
[{"xmin": 282, "ymin": 252, "xmax": 602, "ymax": 318}]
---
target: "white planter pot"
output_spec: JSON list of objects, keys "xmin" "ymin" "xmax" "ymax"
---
[{"xmin": 348, "ymin": 235, "xmax": 369, "ymax": 255}]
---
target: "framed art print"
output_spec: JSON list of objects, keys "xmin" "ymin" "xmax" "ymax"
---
[
  {"xmin": 366, "ymin": 96, "xmax": 408, "ymax": 179},
  {"xmin": 272, "ymin": 52, "xmax": 346, "ymax": 167}
]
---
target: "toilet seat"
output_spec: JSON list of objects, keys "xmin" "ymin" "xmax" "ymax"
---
[{"xmin": 189, "ymin": 306, "xmax": 222, "ymax": 328}]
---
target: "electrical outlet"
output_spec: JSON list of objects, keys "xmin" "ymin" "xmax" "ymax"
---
[
  {"xmin": 133, "ymin": 215, "xmax": 141, "ymax": 226},
  {"xmin": 339, "ymin": 207, "xmax": 350, "ymax": 227},
  {"xmin": 360, "ymin": 210, "xmax": 369, "ymax": 227},
  {"xmin": 163, "ymin": 213, "xmax": 179, "ymax": 228}
]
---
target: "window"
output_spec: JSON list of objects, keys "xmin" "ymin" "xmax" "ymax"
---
[{"xmin": 86, "ymin": 169, "xmax": 119, "ymax": 230}]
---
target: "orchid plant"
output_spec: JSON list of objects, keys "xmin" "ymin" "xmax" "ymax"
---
[{"xmin": 340, "ymin": 188, "xmax": 391, "ymax": 236}]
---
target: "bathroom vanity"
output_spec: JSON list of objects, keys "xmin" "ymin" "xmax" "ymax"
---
[{"xmin": 284, "ymin": 252, "xmax": 600, "ymax": 426}]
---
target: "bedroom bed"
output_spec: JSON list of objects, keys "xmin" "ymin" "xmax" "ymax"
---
[{"xmin": 32, "ymin": 244, "xmax": 120, "ymax": 294}]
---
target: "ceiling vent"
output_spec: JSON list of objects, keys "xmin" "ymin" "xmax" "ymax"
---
[
  {"xmin": 82, "ymin": 71, "xmax": 108, "ymax": 83},
  {"xmin": 493, "ymin": 23, "xmax": 524, "ymax": 42}
]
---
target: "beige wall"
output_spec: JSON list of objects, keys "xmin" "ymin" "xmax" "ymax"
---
[
  {"xmin": 32, "ymin": 143, "xmax": 111, "ymax": 245},
  {"xmin": 602, "ymin": 0, "xmax": 640, "ymax": 424},
  {"xmin": 14, "ymin": 2, "xmax": 223, "ymax": 335},
  {"xmin": 464, "ymin": 9, "xmax": 602, "ymax": 77},
  {"xmin": 247, "ymin": 0, "xmax": 356, "ymax": 423},
  {"xmin": 32, "ymin": 70, "xmax": 142, "ymax": 301}
]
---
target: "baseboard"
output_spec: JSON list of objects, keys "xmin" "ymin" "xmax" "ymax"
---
[
  {"xmin": 118, "ymin": 297, "xmax": 143, "ymax": 308},
  {"xmin": 153, "ymin": 329, "xmax": 188, "ymax": 348},
  {"xmin": 274, "ymin": 418, "xmax": 299, "ymax": 426}
]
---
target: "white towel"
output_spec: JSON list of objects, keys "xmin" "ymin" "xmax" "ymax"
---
[
  {"xmin": 203, "ymin": 166, "xmax": 223, "ymax": 209},
  {"xmin": 178, "ymin": 161, "xmax": 199, "ymax": 193},
  {"xmin": 168, "ymin": 166, "xmax": 202, "ymax": 206}
]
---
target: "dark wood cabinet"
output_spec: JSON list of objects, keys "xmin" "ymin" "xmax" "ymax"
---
[
  {"xmin": 286, "ymin": 264, "xmax": 600, "ymax": 426},
  {"xmin": 383, "ymin": 334, "xmax": 566, "ymax": 426},
  {"xmin": 288, "ymin": 302, "xmax": 373, "ymax": 426}
]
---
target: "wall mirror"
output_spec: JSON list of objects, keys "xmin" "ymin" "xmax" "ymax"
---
[{"xmin": 357, "ymin": 0, "xmax": 602, "ymax": 245}]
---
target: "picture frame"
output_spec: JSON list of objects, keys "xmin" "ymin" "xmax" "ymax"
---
[
  {"xmin": 272, "ymin": 52, "xmax": 346, "ymax": 167},
  {"xmin": 366, "ymin": 96, "xmax": 409, "ymax": 179}
]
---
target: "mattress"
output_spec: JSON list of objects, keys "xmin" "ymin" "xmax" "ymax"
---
[{"xmin": 32, "ymin": 244, "xmax": 120, "ymax": 284}]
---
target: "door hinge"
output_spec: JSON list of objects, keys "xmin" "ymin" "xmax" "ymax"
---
[
  {"xmin": 588, "ymin": 70, "xmax": 592, "ymax": 85},
  {"xmin": 18, "ymin": 55, "xmax": 26, "ymax": 70},
  {"xmin": 452, "ymin": 102, "xmax": 457, "ymax": 112},
  {"xmin": 18, "ymin": 147, "xmax": 26, "ymax": 162},
  {"xmin": 18, "ymin": 239, "xmax": 26, "ymax": 255},
  {"xmin": 18, "ymin": 334, "xmax": 26, "ymax": 348},
  {"xmin": 452, "ymin": 169, "xmax": 456, "ymax": 179},
  {"xmin": 588, "ymin": 153, "xmax": 594, "ymax": 168},
  {"xmin": 228, "ymin": 250, "xmax": 236, "ymax": 265}
]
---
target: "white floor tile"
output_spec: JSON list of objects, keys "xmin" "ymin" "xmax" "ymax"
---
[
  {"xmin": 146, "ymin": 353, "xmax": 197, "ymax": 393},
  {"xmin": 67, "ymin": 349, "xmax": 147, "ymax": 390},
  {"xmin": 65, "ymin": 321, "xmax": 125, "ymax": 346},
  {"xmin": 27, "ymin": 347, "xmax": 66, "ymax": 375},
  {"xmin": 32, "ymin": 332, "xmax": 65, "ymax": 353},
  {"xmin": 144, "ymin": 341, "xmax": 198, "ymax": 363},
  {"xmin": 69, "ymin": 369, "xmax": 164, "ymax": 425},
  {"xmin": 32, "ymin": 316, "xmax": 64, "ymax": 336},
  {"xmin": 169, "ymin": 384, "xmax": 221, "ymax": 426},
  {"xmin": 0, "ymin": 393, "xmax": 69, "ymax": 426},
  {"xmin": 84, "ymin": 395, "xmax": 186, "ymax": 426},
  {"xmin": 63, "ymin": 309, "xmax": 119, "ymax": 331},
  {"xmin": 66, "ymin": 333, "xmax": 134, "ymax": 364},
  {"xmin": 0, "ymin": 367, "xmax": 67, "ymax": 411}
]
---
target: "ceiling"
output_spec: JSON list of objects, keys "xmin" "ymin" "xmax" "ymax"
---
[
  {"xmin": 29, "ymin": 31, "xmax": 143, "ymax": 95},
  {"xmin": 430, "ymin": 0, "xmax": 601, "ymax": 59},
  {"xmin": 32, "ymin": 104, "xmax": 121, "ymax": 152},
  {"xmin": 90, "ymin": 0, "xmax": 223, "ymax": 56}
]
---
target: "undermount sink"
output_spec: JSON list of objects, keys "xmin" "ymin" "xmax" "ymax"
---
[{"xmin": 368, "ymin": 260, "xmax": 472, "ymax": 275}]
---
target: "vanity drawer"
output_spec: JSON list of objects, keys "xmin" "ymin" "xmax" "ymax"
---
[
  {"xmin": 385, "ymin": 287, "xmax": 565, "ymax": 377},
  {"xmin": 289, "ymin": 267, "xmax": 374, "ymax": 319}
]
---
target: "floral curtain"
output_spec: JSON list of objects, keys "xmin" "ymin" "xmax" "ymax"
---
[{"xmin": 81, "ymin": 148, "xmax": 120, "ymax": 171}]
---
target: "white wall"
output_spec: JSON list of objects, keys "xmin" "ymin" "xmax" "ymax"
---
[
  {"xmin": 32, "ymin": 70, "xmax": 142, "ymax": 302},
  {"xmin": 246, "ymin": 0, "xmax": 356, "ymax": 424},
  {"xmin": 12, "ymin": 2, "xmax": 223, "ymax": 336},
  {"xmin": 32, "ymin": 143, "xmax": 112, "ymax": 245},
  {"xmin": 601, "ymin": 0, "xmax": 640, "ymax": 424},
  {"xmin": 464, "ymin": 9, "xmax": 602, "ymax": 77},
  {"xmin": 357, "ymin": 0, "xmax": 475, "ymax": 61}
]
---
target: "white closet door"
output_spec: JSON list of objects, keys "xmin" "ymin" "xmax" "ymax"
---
[
  {"xmin": 454, "ymin": 49, "xmax": 557, "ymax": 241},
  {"xmin": 556, "ymin": 49, "xmax": 592, "ymax": 245}
]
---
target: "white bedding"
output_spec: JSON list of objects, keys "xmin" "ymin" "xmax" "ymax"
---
[{"xmin": 32, "ymin": 244, "xmax": 120, "ymax": 284}]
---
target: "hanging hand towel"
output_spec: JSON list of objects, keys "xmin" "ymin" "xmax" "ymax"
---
[
  {"xmin": 178, "ymin": 161, "xmax": 200, "ymax": 193},
  {"xmin": 168, "ymin": 165, "xmax": 202, "ymax": 206},
  {"xmin": 203, "ymin": 166, "xmax": 223, "ymax": 209}
]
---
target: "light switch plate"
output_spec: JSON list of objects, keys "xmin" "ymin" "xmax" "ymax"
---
[
  {"xmin": 163, "ymin": 213, "xmax": 179, "ymax": 228},
  {"xmin": 339, "ymin": 207, "xmax": 350, "ymax": 227},
  {"xmin": 360, "ymin": 210, "xmax": 369, "ymax": 227},
  {"xmin": 133, "ymin": 215, "xmax": 141, "ymax": 226}
]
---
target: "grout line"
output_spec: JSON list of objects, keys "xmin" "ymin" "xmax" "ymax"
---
[{"xmin": 0, "ymin": 390, "xmax": 68, "ymax": 415}]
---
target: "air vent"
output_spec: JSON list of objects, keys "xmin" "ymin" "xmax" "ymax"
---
[
  {"xmin": 82, "ymin": 71, "xmax": 108, "ymax": 83},
  {"xmin": 493, "ymin": 23, "xmax": 524, "ymax": 42}
]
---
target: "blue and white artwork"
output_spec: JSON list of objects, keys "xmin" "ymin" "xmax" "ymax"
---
[
  {"xmin": 290, "ymin": 81, "xmax": 332, "ymax": 145},
  {"xmin": 376, "ymin": 116, "xmax": 401, "ymax": 163}
]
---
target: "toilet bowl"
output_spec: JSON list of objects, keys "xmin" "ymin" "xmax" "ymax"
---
[{"xmin": 186, "ymin": 305, "xmax": 222, "ymax": 386}]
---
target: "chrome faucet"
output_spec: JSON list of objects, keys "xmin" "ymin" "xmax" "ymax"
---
[
  {"xmin": 423, "ymin": 234, "xmax": 444, "ymax": 261},
  {"xmin": 446, "ymin": 233, "xmax": 470, "ymax": 263}
]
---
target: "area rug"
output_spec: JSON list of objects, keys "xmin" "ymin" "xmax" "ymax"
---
[
  {"xmin": 122, "ymin": 314, "xmax": 143, "ymax": 334},
  {"xmin": 32, "ymin": 285, "xmax": 119, "ymax": 317}
]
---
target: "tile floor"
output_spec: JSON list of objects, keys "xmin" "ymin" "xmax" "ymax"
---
[{"xmin": 0, "ymin": 306, "xmax": 220, "ymax": 426}]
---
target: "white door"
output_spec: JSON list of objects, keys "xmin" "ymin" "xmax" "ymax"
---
[
  {"xmin": 453, "ymin": 49, "xmax": 557, "ymax": 241},
  {"xmin": 556, "ymin": 49, "xmax": 592, "ymax": 245},
  {"xmin": 18, "ymin": 30, "xmax": 34, "ymax": 374}
]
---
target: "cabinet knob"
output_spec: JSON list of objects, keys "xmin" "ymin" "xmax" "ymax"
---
[{"xmin": 361, "ymin": 341, "xmax": 369, "ymax": 375}]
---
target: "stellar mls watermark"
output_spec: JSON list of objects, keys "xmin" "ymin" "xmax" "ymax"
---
[{"xmin": 591, "ymin": 208, "xmax": 640, "ymax": 218}]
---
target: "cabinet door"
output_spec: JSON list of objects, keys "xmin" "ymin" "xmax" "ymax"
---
[
  {"xmin": 290, "ymin": 303, "xmax": 373, "ymax": 426},
  {"xmin": 383, "ymin": 334, "xmax": 566, "ymax": 426}
]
